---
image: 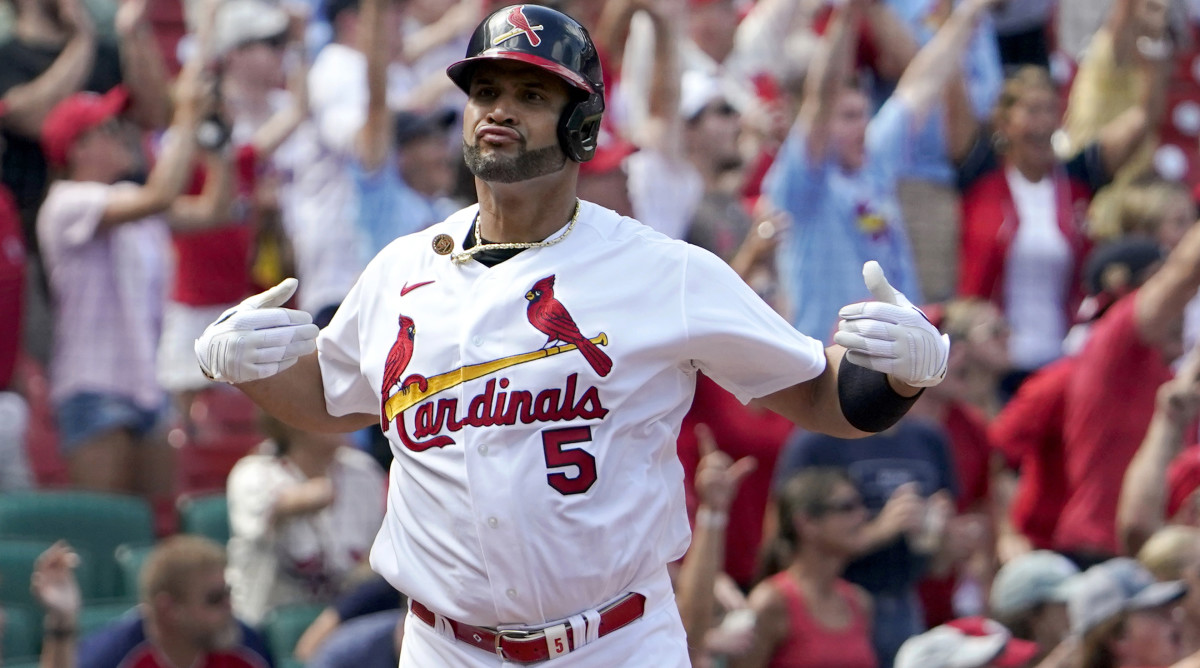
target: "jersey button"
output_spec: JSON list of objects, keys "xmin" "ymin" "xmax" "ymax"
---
[
  {"xmin": 487, "ymin": 517, "xmax": 499, "ymax": 528},
  {"xmin": 506, "ymin": 588, "xmax": 518, "ymax": 600},
  {"xmin": 478, "ymin": 444, "xmax": 488, "ymax": 456},
  {"xmin": 472, "ymin": 335, "xmax": 484, "ymax": 346}
]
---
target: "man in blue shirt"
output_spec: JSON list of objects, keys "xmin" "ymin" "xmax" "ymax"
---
[{"xmin": 766, "ymin": 0, "xmax": 1004, "ymax": 341}]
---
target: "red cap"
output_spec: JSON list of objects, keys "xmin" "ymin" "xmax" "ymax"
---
[
  {"xmin": 41, "ymin": 86, "xmax": 130, "ymax": 169},
  {"xmin": 946, "ymin": 617, "xmax": 1040, "ymax": 668},
  {"xmin": 1168, "ymin": 447, "xmax": 1200, "ymax": 518}
]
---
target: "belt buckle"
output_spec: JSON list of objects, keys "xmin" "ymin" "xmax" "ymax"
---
[{"xmin": 494, "ymin": 627, "xmax": 541, "ymax": 663}]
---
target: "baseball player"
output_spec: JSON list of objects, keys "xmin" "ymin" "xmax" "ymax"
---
[{"xmin": 194, "ymin": 5, "xmax": 950, "ymax": 666}]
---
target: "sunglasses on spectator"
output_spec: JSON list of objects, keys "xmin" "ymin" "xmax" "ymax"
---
[
  {"xmin": 817, "ymin": 497, "xmax": 865, "ymax": 516},
  {"xmin": 244, "ymin": 32, "xmax": 288, "ymax": 50},
  {"xmin": 703, "ymin": 102, "xmax": 738, "ymax": 118},
  {"xmin": 202, "ymin": 585, "xmax": 232, "ymax": 606}
]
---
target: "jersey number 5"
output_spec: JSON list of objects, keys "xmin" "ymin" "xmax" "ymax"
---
[{"xmin": 541, "ymin": 426, "xmax": 597, "ymax": 495}]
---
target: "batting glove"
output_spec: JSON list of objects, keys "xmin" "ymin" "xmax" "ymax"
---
[
  {"xmin": 195, "ymin": 278, "xmax": 319, "ymax": 384},
  {"xmin": 833, "ymin": 261, "xmax": 950, "ymax": 388}
]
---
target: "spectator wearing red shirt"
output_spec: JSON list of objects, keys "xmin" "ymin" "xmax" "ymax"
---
[
  {"xmin": 1058, "ymin": 221, "xmax": 1200, "ymax": 565},
  {"xmin": 156, "ymin": 0, "xmax": 309, "ymax": 425},
  {"xmin": 909, "ymin": 299, "xmax": 1008, "ymax": 625},
  {"xmin": 956, "ymin": 61, "xmax": 1167, "ymax": 395},
  {"xmin": 678, "ymin": 373, "xmax": 793, "ymax": 591}
]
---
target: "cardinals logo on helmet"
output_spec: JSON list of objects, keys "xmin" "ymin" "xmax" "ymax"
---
[{"xmin": 491, "ymin": 5, "xmax": 543, "ymax": 47}]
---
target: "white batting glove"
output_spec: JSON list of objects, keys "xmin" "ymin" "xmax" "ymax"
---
[
  {"xmin": 194, "ymin": 278, "xmax": 319, "ymax": 384},
  {"xmin": 833, "ymin": 261, "xmax": 949, "ymax": 388}
]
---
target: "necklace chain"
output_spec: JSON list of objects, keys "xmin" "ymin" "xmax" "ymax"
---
[{"xmin": 450, "ymin": 199, "xmax": 581, "ymax": 265}]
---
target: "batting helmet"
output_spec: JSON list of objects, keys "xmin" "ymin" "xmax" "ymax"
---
[{"xmin": 447, "ymin": 4, "xmax": 605, "ymax": 162}]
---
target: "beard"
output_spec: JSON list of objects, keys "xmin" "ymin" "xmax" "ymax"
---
[{"xmin": 463, "ymin": 140, "xmax": 568, "ymax": 183}]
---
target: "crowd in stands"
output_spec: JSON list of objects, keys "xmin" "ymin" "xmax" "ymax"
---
[{"xmin": 9, "ymin": 0, "xmax": 1200, "ymax": 666}]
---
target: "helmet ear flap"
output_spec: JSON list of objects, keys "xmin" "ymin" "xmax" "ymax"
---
[{"xmin": 559, "ymin": 93, "xmax": 604, "ymax": 162}]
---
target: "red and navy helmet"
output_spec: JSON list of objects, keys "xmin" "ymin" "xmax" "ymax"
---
[{"xmin": 447, "ymin": 4, "xmax": 605, "ymax": 162}]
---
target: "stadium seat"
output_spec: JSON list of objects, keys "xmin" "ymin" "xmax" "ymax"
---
[
  {"xmin": 1, "ymin": 604, "xmax": 39, "ymax": 660},
  {"xmin": 177, "ymin": 493, "xmax": 231, "ymax": 546},
  {"xmin": 0, "ymin": 492, "xmax": 154, "ymax": 600},
  {"xmin": 260, "ymin": 603, "xmax": 325, "ymax": 666},
  {"xmin": 114, "ymin": 543, "xmax": 156, "ymax": 601}
]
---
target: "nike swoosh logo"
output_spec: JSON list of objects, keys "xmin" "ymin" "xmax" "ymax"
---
[{"xmin": 401, "ymin": 280, "xmax": 435, "ymax": 297}]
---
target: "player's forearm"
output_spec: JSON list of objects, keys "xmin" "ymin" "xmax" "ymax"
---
[{"xmin": 236, "ymin": 353, "xmax": 377, "ymax": 433}]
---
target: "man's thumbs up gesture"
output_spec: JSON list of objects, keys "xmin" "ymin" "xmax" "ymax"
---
[
  {"xmin": 833, "ymin": 261, "xmax": 949, "ymax": 388},
  {"xmin": 195, "ymin": 278, "xmax": 319, "ymax": 384}
]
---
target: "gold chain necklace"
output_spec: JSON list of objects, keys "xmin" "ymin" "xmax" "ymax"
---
[{"xmin": 450, "ymin": 199, "xmax": 581, "ymax": 265}]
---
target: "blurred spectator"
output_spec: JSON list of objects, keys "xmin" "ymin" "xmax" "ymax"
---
[
  {"xmin": 884, "ymin": 0, "xmax": 1003, "ymax": 303},
  {"xmin": 1063, "ymin": 0, "xmax": 1175, "ymax": 241},
  {"xmin": 1057, "ymin": 219, "xmax": 1200, "ymax": 565},
  {"xmin": 957, "ymin": 58, "xmax": 1166, "ymax": 395},
  {"xmin": 992, "ymin": 238, "xmax": 1165, "ymax": 561},
  {"xmin": 0, "ymin": 0, "xmax": 169, "ymax": 227},
  {"xmin": 35, "ymin": 52, "xmax": 216, "ymax": 494},
  {"xmin": 353, "ymin": 0, "xmax": 460, "ymax": 261},
  {"xmin": 1070, "ymin": 557, "xmax": 1188, "ymax": 668},
  {"xmin": 732, "ymin": 468, "xmax": 877, "ymax": 668},
  {"xmin": 677, "ymin": 374, "xmax": 792, "ymax": 592},
  {"xmin": 772, "ymin": 419, "xmax": 958, "ymax": 668},
  {"xmin": 924, "ymin": 299, "xmax": 1011, "ymax": 419},
  {"xmin": 1119, "ymin": 343, "xmax": 1200, "ymax": 555},
  {"xmin": 765, "ymin": 0, "xmax": 1000, "ymax": 343},
  {"xmin": 892, "ymin": 616, "xmax": 1039, "ymax": 668},
  {"xmin": 285, "ymin": 0, "xmax": 407, "ymax": 324},
  {"xmin": 988, "ymin": 550, "xmax": 1078, "ymax": 662},
  {"xmin": 908, "ymin": 299, "xmax": 1007, "ymax": 625},
  {"xmin": 157, "ymin": 0, "xmax": 310, "ymax": 427},
  {"xmin": 400, "ymin": 0, "xmax": 480, "ymax": 109},
  {"xmin": 675, "ymin": 424, "xmax": 756, "ymax": 667},
  {"xmin": 294, "ymin": 574, "xmax": 404, "ymax": 665},
  {"xmin": 0, "ymin": 134, "xmax": 30, "ymax": 491},
  {"xmin": 31, "ymin": 537, "xmax": 273, "ymax": 668},
  {"xmin": 1115, "ymin": 178, "xmax": 1196, "ymax": 248},
  {"xmin": 1139, "ymin": 525, "xmax": 1200, "ymax": 656},
  {"xmin": 988, "ymin": 0, "xmax": 1054, "ymax": 69},
  {"xmin": 225, "ymin": 415, "xmax": 386, "ymax": 626}
]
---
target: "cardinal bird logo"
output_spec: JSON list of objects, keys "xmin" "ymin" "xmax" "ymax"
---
[
  {"xmin": 380, "ymin": 314, "xmax": 429, "ymax": 432},
  {"xmin": 492, "ymin": 6, "xmax": 543, "ymax": 47},
  {"xmin": 525, "ymin": 275, "xmax": 612, "ymax": 377}
]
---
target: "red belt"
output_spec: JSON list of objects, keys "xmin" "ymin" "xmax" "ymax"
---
[{"xmin": 410, "ymin": 592, "xmax": 647, "ymax": 663}]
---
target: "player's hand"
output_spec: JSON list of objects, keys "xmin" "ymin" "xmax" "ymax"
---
[
  {"xmin": 834, "ymin": 261, "xmax": 949, "ymax": 388},
  {"xmin": 195, "ymin": 278, "xmax": 319, "ymax": 384}
]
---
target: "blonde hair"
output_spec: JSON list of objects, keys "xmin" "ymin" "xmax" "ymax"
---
[
  {"xmin": 1114, "ymin": 179, "xmax": 1193, "ymax": 239},
  {"xmin": 992, "ymin": 66, "xmax": 1057, "ymax": 137},
  {"xmin": 1138, "ymin": 525, "xmax": 1200, "ymax": 581},
  {"xmin": 939, "ymin": 298, "xmax": 998, "ymax": 342},
  {"xmin": 139, "ymin": 535, "xmax": 227, "ymax": 604}
]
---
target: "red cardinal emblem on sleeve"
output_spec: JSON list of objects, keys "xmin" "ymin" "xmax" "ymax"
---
[{"xmin": 492, "ymin": 5, "xmax": 543, "ymax": 47}]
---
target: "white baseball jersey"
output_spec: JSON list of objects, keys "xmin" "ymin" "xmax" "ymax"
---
[{"xmin": 316, "ymin": 201, "xmax": 826, "ymax": 632}]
